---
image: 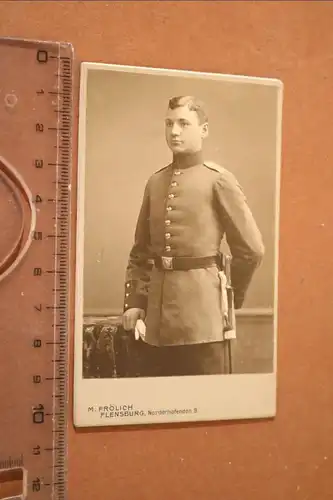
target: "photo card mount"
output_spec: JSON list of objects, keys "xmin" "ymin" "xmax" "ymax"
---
[{"xmin": 73, "ymin": 62, "xmax": 283, "ymax": 427}]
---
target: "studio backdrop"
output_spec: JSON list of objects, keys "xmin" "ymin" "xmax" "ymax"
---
[{"xmin": 83, "ymin": 68, "xmax": 279, "ymax": 318}]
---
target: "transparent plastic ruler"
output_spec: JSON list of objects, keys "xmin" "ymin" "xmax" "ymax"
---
[{"xmin": 0, "ymin": 37, "xmax": 73, "ymax": 500}]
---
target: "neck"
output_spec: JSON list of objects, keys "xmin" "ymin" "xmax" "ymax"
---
[{"xmin": 172, "ymin": 150, "xmax": 203, "ymax": 169}]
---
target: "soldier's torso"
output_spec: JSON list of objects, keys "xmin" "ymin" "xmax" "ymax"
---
[{"xmin": 148, "ymin": 164, "xmax": 223, "ymax": 258}]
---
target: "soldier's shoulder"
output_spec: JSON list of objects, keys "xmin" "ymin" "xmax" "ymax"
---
[
  {"xmin": 153, "ymin": 163, "xmax": 172, "ymax": 176},
  {"xmin": 203, "ymin": 161, "xmax": 241, "ymax": 187},
  {"xmin": 203, "ymin": 161, "xmax": 226, "ymax": 174},
  {"xmin": 203, "ymin": 161, "xmax": 234, "ymax": 179},
  {"xmin": 144, "ymin": 164, "xmax": 170, "ymax": 188}
]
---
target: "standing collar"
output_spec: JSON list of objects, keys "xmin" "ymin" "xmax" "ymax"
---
[{"xmin": 172, "ymin": 150, "xmax": 203, "ymax": 169}]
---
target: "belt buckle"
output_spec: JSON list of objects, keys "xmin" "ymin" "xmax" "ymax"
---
[{"xmin": 161, "ymin": 256, "xmax": 173, "ymax": 270}]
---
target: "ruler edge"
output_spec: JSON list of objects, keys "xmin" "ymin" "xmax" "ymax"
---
[{"xmin": 0, "ymin": 36, "xmax": 74, "ymax": 53}]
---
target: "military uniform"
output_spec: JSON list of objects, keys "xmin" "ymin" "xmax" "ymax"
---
[{"xmin": 123, "ymin": 151, "xmax": 264, "ymax": 374}]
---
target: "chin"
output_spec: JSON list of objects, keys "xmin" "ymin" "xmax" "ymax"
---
[{"xmin": 169, "ymin": 145, "xmax": 187, "ymax": 154}]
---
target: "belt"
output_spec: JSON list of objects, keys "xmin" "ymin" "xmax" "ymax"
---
[{"xmin": 153, "ymin": 254, "xmax": 220, "ymax": 271}]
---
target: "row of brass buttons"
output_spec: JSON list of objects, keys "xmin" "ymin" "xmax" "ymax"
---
[
  {"xmin": 124, "ymin": 282, "xmax": 131, "ymax": 308},
  {"xmin": 164, "ymin": 169, "xmax": 183, "ymax": 253}
]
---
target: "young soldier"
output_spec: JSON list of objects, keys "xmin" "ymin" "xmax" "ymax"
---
[{"xmin": 121, "ymin": 95, "xmax": 264, "ymax": 377}]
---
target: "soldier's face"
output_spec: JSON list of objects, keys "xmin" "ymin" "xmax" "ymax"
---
[{"xmin": 165, "ymin": 105, "xmax": 208, "ymax": 154}]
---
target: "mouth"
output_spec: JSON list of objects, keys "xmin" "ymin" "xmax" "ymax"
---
[{"xmin": 171, "ymin": 140, "xmax": 183, "ymax": 145}]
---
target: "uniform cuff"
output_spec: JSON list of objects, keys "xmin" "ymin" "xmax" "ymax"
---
[{"xmin": 123, "ymin": 293, "xmax": 148, "ymax": 312}]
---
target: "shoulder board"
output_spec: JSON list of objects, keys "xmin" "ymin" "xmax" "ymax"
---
[
  {"xmin": 203, "ymin": 161, "xmax": 225, "ymax": 173},
  {"xmin": 154, "ymin": 163, "xmax": 172, "ymax": 175}
]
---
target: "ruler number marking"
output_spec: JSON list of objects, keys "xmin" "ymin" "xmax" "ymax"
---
[
  {"xmin": 33, "ymin": 231, "xmax": 43, "ymax": 241},
  {"xmin": 33, "ymin": 445, "xmax": 41, "ymax": 456},
  {"xmin": 33, "ymin": 339, "xmax": 42, "ymax": 348},
  {"xmin": 32, "ymin": 404, "xmax": 45, "ymax": 424},
  {"xmin": 36, "ymin": 49, "xmax": 48, "ymax": 64},
  {"xmin": 35, "ymin": 159, "xmax": 43, "ymax": 169},
  {"xmin": 32, "ymin": 477, "xmax": 41, "ymax": 492}
]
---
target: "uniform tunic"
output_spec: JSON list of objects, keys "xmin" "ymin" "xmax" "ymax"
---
[{"xmin": 123, "ymin": 151, "xmax": 264, "ymax": 348}]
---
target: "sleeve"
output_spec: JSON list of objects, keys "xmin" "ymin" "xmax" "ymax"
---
[
  {"xmin": 123, "ymin": 181, "xmax": 153, "ymax": 314},
  {"xmin": 213, "ymin": 171, "xmax": 265, "ymax": 309}
]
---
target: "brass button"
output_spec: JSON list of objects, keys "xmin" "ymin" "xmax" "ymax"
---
[
  {"xmin": 165, "ymin": 220, "xmax": 171, "ymax": 226},
  {"xmin": 165, "ymin": 233, "xmax": 171, "ymax": 239},
  {"xmin": 166, "ymin": 206, "xmax": 172, "ymax": 212},
  {"xmin": 125, "ymin": 303, "xmax": 128, "ymax": 308},
  {"xmin": 165, "ymin": 245, "xmax": 171, "ymax": 252},
  {"xmin": 126, "ymin": 283, "xmax": 130, "ymax": 288},
  {"xmin": 125, "ymin": 293, "xmax": 129, "ymax": 297},
  {"xmin": 174, "ymin": 170, "xmax": 181, "ymax": 176},
  {"xmin": 168, "ymin": 193, "xmax": 175, "ymax": 199},
  {"xmin": 171, "ymin": 181, "xmax": 178, "ymax": 187}
]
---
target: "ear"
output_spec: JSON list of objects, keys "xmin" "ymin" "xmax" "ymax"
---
[{"xmin": 201, "ymin": 122, "xmax": 209, "ymax": 139}]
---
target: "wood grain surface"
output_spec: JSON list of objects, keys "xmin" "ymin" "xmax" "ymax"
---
[{"xmin": 1, "ymin": 2, "xmax": 333, "ymax": 499}]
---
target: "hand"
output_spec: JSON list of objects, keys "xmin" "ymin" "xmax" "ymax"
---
[{"xmin": 122, "ymin": 308, "xmax": 145, "ymax": 331}]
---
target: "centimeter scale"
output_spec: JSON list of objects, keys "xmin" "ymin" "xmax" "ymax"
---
[{"xmin": 0, "ymin": 38, "xmax": 73, "ymax": 500}]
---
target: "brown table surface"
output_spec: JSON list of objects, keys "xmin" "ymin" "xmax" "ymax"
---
[{"xmin": 1, "ymin": 2, "xmax": 333, "ymax": 499}]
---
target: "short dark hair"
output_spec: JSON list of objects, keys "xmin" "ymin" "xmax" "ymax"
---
[{"xmin": 168, "ymin": 95, "xmax": 208, "ymax": 124}]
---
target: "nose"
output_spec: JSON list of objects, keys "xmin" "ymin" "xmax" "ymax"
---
[{"xmin": 171, "ymin": 123, "xmax": 181, "ymax": 136}]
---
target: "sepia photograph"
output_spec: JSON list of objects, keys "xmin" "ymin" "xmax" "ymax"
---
[{"xmin": 74, "ymin": 62, "xmax": 283, "ymax": 427}]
